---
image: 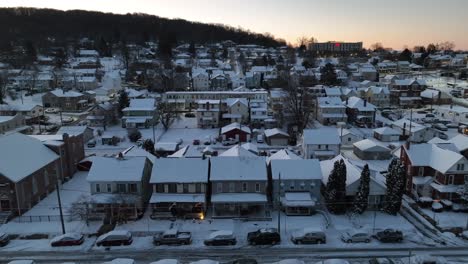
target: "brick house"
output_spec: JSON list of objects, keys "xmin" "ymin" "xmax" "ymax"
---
[
  {"xmin": 220, "ymin": 122, "xmax": 252, "ymax": 142},
  {"xmin": 390, "ymin": 79, "xmax": 427, "ymax": 107},
  {"xmin": 0, "ymin": 133, "xmax": 60, "ymax": 217},
  {"xmin": 87, "ymin": 102, "xmax": 119, "ymax": 127},
  {"xmin": 400, "ymin": 143, "xmax": 468, "ymax": 202},
  {"xmin": 42, "ymin": 89, "xmax": 96, "ymax": 112}
]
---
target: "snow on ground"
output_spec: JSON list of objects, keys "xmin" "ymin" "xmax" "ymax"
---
[
  {"xmin": 0, "ymin": 237, "xmax": 96, "ymax": 252},
  {"xmin": 421, "ymin": 209, "xmax": 468, "ymax": 229}
]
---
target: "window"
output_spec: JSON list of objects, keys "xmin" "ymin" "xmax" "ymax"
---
[
  {"xmin": 318, "ymin": 145, "xmax": 321, "ymax": 149},
  {"xmin": 448, "ymin": 175, "xmax": 455, "ymax": 185},
  {"xmin": 418, "ymin": 167, "xmax": 424, "ymax": 176},
  {"xmin": 177, "ymin": 184, "xmax": 183, "ymax": 193},
  {"xmin": 229, "ymin": 182, "xmax": 235, "ymax": 192},
  {"xmin": 255, "ymin": 183, "xmax": 260, "ymax": 192},
  {"xmin": 32, "ymin": 176, "xmax": 38, "ymax": 195},
  {"xmin": 106, "ymin": 184, "xmax": 112, "ymax": 193},
  {"xmin": 44, "ymin": 171, "xmax": 49, "ymax": 187},
  {"xmin": 156, "ymin": 184, "xmax": 164, "ymax": 193},
  {"xmin": 464, "ymin": 175, "xmax": 468, "ymax": 183},
  {"xmin": 242, "ymin": 182, "xmax": 248, "ymax": 192},
  {"xmin": 183, "ymin": 184, "xmax": 189, "ymax": 193},
  {"xmin": 95, "ymin": 184, "xmax": 101, "ymax": 193},
  {"xmin": 217, "ymin": 183, "xmax": 223, "ymax": 193},
  {"xmin": 117, "ymin": 184, "xmax": 126, "ymax": 193},
  {"xmin": 289, "ymin": 183, "xmax": 295, "ymax": 190},
  {"xmin": 457, "ymin": 164, "xmax": 465, "ymax": 171},
  {"xmin": 164, "ymin": 184, "xmax": 169, "ymax": 193},
  {"xmin": 168, "ymin": 184, "xmax": 176, "ymax": 193},
  {"xmin": 188, "ymin": 184, "xmax": 196, "ymax": 193},
  {"xmin": 347, "ymin": 137, "xmax": 351, "ymax": 142},
  {"xmin": 128, "ymin": 184, "xmax": 137, "ymax": 193}
]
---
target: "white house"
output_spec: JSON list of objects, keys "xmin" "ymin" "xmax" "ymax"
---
[
  {"xmin": 391, "ymin": 119, "xmax": 435, "ymax": 143},
  {"xmin": 373, "ymin": 127, "xmax": 400, "ymax": 142},
  {"xmin": 192, "ymin": 72, "xmax": 210, "ymax": 91},
  {"xmin": 302, "ymin": 128, "xmax": 341, "ymax": 160},
  {"xmin": 122, "ymin": 99, "xmax": 157, "ymax": 128},
  {"xmin": 316, "ymin": 97, "xmax": 347, "ymax": 125}
]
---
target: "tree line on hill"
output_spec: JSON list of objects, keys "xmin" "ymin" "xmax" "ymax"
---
[{"xmin": 0, "ymin": 7, "xmax": 286, "ymax": 53}]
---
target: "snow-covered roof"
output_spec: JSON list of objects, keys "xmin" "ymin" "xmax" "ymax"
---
[
  {"xmin": 225, "ymin": 98, "xmax": 248, "ymax": 108},
  {"xmin": 150, "ymin": 158, "xmax": 208, "ymax": 183},
  {"xmin": 302, "ymin": 128, "xmax": 340, "ymax": 145},
  {"xmin": 271, "ymin": 159, "xmax": 322, "ymax": 180},
  {"xmin": 325, "ymin": 88, "xmax": 342, "ymax": 97},
  {"xmin": 0, "ymin": 133, "xmax": 59, "ymax": 183},
  {"xmin": 241, "ymin": 143, "xmax": 258, "ymax": 154},
  {"xmin": 126, "ymin": 98, "xmax": 156, "ymax": 110},
  {"xmin": 345, "ymin": 96, "xmax": 376, "ymax": 111},
  {"xmin": 320, "ymin": 155, "xmax": 362, "ymax": 186},
  {"xmin": 219, "ymin": 145, "xmax": 257, "ymax": 157},
  {"xmin": 447, "ymin": 134, "xmax": 468, "ymax": 152},
  {"xmin": 267, "ymin": 149, "xmax": 302, "ymax": 164},
  {"xmin": 317, "ymin": 97, "xmax": 345, "ymax": 108},
  {"xmin": 221, "ymin": 122, "xmax": 251, "ymax": 134},
  {"xmin": 87, "ymin": 157, "xmax": 147, "ymax": 182},
  {"xmin": 167, "ymin": 145, "xmax": 203, "ymax": 158},
  {"xmin": 207, "ymin": 230, "xmax": 233, "ymax": 239},
  {"xmin": 150, "ymin": 259, "xmax": 179, "ymax": 264},
  {"xmin": 57, "ymin": 126, "xmax": 92, "ymax": 136},
  {"xmin": 354, "ymin": 139, "xmax": 391, "ymax": 152},
  {"xmin": 264, "ymin": 128, "xmax": 289, "ymax": 138},
  {"xmin": 404, "ymin": 144, "xmax": 465, "ymax": 173},
  {"xmin": 50, "ymin": 89, "xmax": 84, "ymax": 97},
  {"xmin": 392, "ymin": 118, "xmax": 428, "ymax": 132},
  {"xmin": 122, "ymin": 146, "xmax": 157, "ymax": 164},
  {"xmin": 210, "ymin": 157, "xmax": 267, "ymax": 181},
  {"xmin": 394, "ymin": 79, "xmax": 426, "ymax": 86},
  {"xmin": 373, "ymin": 126, "xmax": 400, "ymax": 136}
]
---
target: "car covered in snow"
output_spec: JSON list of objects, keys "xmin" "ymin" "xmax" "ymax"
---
[
  {"xmin": 190, "ymin": 260, "xmax": 219, "ymax": 264},
  {"xmin": 45, "ymin": 108, "xmax": 59, "ymax": 114},
  {"xmin": 204, "ymin": 230, "xmax": 237, "ymax": 246},
  {"xmin": 316, "ymin": 260, "xmax": 350, "ymax": 264},
  {"xmin": 247, "ymin": 228, "xmax": 281, "ymax": 245},
  {"xmin": 290, "ymin": 228, "xmax": 326, "ymax": 244},
  {"xmin": 374, "ymin": 229, "xmax": 403, "ymax": 243},
  {"xmin": 432, "ymin": 201, "xmax": 443, "ymax": 212},
  {"xmin": 7, "ymin": 261, "xmax": 35, "ymax": 264},
  {"xmin": 222, "ymin": 138, "xmax": 239, "ymax": 146},
  {"xmin": 150, "ymin": 260, "xmax": 180, "ymax": 264},
  {"xmin": 103, "ymin": 259, "xmax": 135, "ymax": 264},
  {"xmin": 50, "ymin": 232, "xmax": 84, "ymax": 247},
  {"xmin": 153, "ymin": 229, "xmax": 192, "ymax": 246},
  {"xmin": 272, "ymin": 260, "xmax": 305, "ymax": 264},
  {"xmin": 0, "ymin": 232, "xmax": 10, "ymax": 247},
  {"xmin": 96, "ymin": 230, "xmax": 133, "ymax": 247},
  {"xmin": 341, "ymin": 230, "xmax": 371, "ymax": 243}
]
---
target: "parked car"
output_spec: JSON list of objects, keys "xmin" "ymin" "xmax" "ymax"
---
[
  {"xmin": 204, "ymin": 230, "xmax": 237, "ymax": 246},
  {"xmin": 247, "ymin": 228, "xmax": 281, "ymax": 245},
  {"xmin": 87, "ymin": 140, "xmax": 96, "ymax": 148},
  {"xmin": 153, "ymin": 229, "xmax": 192, "ymax": 246},
  {"xmin": 290, "ymin": 228, "xmax": 326, "ymax": 244},
  {"xmin": 0, "ymin": 232, "xmax": 10, "ymax": 247},
  {"xmin": 222, "ymin": 138, "xmax": 239, "ymax": 146},
  {"xmin": 447, "ymin": 123, "xmax": 459, "ymax": 129},
  {"xmin": 256, "ymin": 135, "xmax": 264, "ymax": 144},
  {"xmin": 434, "ymin": 123, "xmax": 448, "ymax": 131},
  {"xmin": 341, "ymin": 230, "xmax": 371, "ymax": 243},
  {"xmin": 452, "ymin": 203, "xmax": 468, "ymax": 213},
  {"xmin": 103, "ymin": 259, "xmax": 135, "ymax": 264},
  {"xmin": 62, "ymin": 117, "xmax": 75, "ymax": 124},
  {"xmin": 8, "ymin": 261, "xmax": 35, "ymax": 264},
  {"xmin": 185, "ymin": 113, "xmax": 195, "ymax": 118},
  {"xmin": 438, "ymin": 132, "xmax": 448, "ymax": 140},
  {"xmin": 150, "ymin": 260, "xmax": 180, "ymax": 264},
  {"xmin": 432, "ymin": 202, "xmax": 443, "ymax": 212},
  {"xmin": 96, "ymin": 230, "xmax": 133, "ymax": 247},
  {"xmin": 50, "ymin": 232, "xmax": 84, "ymax": 247},
  {"xmin": 374, "ymin": 229, "xmax": 403, "ymax": 243},
  {"xmin": 228, "ymin": 259, "xmax": 258, "ymax": 264},
  {"xmin": 461, "ymin": 231, "xmax": 468, "ymax": 240},
  {"xmin": 45, "ymin": 108, "xmax": 59, "ymax": 114}
]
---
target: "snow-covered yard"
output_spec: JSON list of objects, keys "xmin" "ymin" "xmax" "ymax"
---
[{"xmin": 421, "ymin": 209, "xmax": 468, "ymax": 229}]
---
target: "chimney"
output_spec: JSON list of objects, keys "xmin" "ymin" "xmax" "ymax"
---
[
  {"xmin": 364, "ymin": 99, "xmax": 367, "ymax": 107},
  {"xmin": 405, "ymin": 140, "xmax": 411, "ymax": 150},
  {"xmin": 117, "ymin": 152, "xmax": 124, "ymax": 160},
  {"xmin": 346, "ymin": 98, "xmax": 349, "ymax": 105},
  {"xmin": 402, "ymin": 122, "xmax": 406, "ymax": 136}
]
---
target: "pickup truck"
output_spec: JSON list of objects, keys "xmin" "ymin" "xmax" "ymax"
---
[{"xmin": 153, "ymin": 229, "xmax": 192, "ymax": 245}]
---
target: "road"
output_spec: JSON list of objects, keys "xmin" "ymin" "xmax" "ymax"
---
[{"xmin": 2, "ymin": 246, "xmax": 468, "ymax": 263}]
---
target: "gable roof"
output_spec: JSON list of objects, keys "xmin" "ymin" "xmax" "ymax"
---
[
  {"xmin": 303, "ymin": 128, "xmax": 340, "ymax": 145},
  {"xmin": 219, "ymin": 145, "xmax": 257, "ymax": 157},
  {"xmin": 320, "ymin": 155, "xmax": 361, "ymax": 186},
  {"xmin": 221, "ymin": 122, "xmax": 251, "ymax": 134},
  {"xmin": 210, "ymin": 157, "xmax": 267, "ymax": 181},
  {"xmin": 225, "ymin": 98, "xmax": 248, "ymax": 108},
  {"xmin": 57, "ymin": 126, "xmax": 92, "ymax": 136},
  {"xmin": 271, "ymin": 159, "xmax": 322, "ymax": 180},
  {"xmin": 150, "ymin": 158, "xmax": 208, "ymax": 183},
  {"xmin": 447, "ymin": 134, "xmax": 468, "ymax": 152},
  {"xmin": 264, "ymin": 128, "xmax": 289, "ymax": 138},
  {"xmin": 373, "ymin": 126, "xmax": 400, "ymax": 136},
  {"xmin": 267, "ymin": 149, "xmax": 302, "ymax": 164},
  {"xmin": 354, "ymin": 139, "xmax": 391, "ymax": 152},
  {"xmin": 87, "ymin": 157, "xmax": 147, "ymax": 182},
  {"xmin": 345, "ymin": 96, "xmax": 376, "ymax": 111},
  {"xmin": 404, "ymin": 144, "xmax": 465, "ymax": 173},
  {"xmin": 0, "ymin": 133, "xmax": 59, "ymax": 182}
]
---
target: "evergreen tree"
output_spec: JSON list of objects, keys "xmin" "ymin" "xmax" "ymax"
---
[
  {"xmin": 383, "ymin": 159, "xmax": 406, "ymax": 215},
  {"xmin": 353, "ymin": 164, "xmax": 370, "ymax": 214},
  {"xmin": 188, "ymin": 41, "xmax": 196, "ymax": 57},
  {"xmin": 457, "ymin": 182, "xmax": 468, "ymax": 203},
  {"xmin": 326, "ymin": 160, "xmax": 341, "ymax": 213},
  {"xmin": 335, "ymin": 159, "xmax": 348, "ymax": 214},
  {"xmin": 320, "ymin": 63, "xmax": 339, "ymax": 86},
  {"xmin": 118, "ymin": 90, "xmax": 130, "ymax": 117},
  {"xmin": 399, "ymin": 48, "xmax": 412, "ymax": 62},
  {"xmin": 143, "ymin": 139, "xmax": 155, "ymax": 154}
]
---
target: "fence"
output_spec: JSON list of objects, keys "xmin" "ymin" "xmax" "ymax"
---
[{"xmin": 13, "ymin": 214, "xmax": 72, "ymax": 223}]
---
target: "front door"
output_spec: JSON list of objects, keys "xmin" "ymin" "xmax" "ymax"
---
[{"xmin": 0, "ymin": 200, "xmax": 10, "ymax": 211}]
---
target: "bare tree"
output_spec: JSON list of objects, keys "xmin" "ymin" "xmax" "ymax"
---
[
  {"xmin": 68, "ymin": 195, "xmax": 91, "ymax": 222},
  {"xmin": 437, "ymin": 41, "xmax": 455, "ymax": 51},
  {"xmin": 157, "ymin": 102, "xmax": 180, "ymax": 130},
  {"xmin": 370, "ymin": 42, "xmax": 385, "ymax": 52},
  {"xmin": 284, "ymin": 78, "xmax": 314, "ymax": 136}
]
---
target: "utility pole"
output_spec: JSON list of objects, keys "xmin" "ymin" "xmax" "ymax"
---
[
  {"xmin": 56, "ymin": 180, "xmax": 66, "ymax": 234},
  {"xmin": 277, "ymin": 172, "xmax": 281, "ymax": 233}
]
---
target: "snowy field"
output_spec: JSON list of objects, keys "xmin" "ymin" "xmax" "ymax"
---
[{"xmin": 421, "ymin": 208, "xmax": 468, "ymax": 229}]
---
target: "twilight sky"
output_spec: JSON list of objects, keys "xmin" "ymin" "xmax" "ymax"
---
[{"xmin": 2, "ymin": 0, "xmax": 468, "ymax": 50}]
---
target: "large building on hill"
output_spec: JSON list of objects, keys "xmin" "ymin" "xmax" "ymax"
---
[{"xmin": 309, "ymin": 41, "xmax": 363, "ymax": 52}]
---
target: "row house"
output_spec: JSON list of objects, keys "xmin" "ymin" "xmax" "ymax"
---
[
  {"xmin": 210, "ymin": 157, "xmax": 269, "ymax": 218},
  {"xmin": 391, "ymin": 119, "xmax": 435, "ymax": 143},
  {"xmin": 86, "ymin": 156, "xmax": 152, "ymax": 220},
  {"xmin": 196, "ymin": 100, "xmax": 221, "ymax": 128},
  {"xmin": 389, "ymin": 79, "xmax": 427, "ymax": 107},
  {"xmin": 376, "ymin": 61, "xmax": 397, "ymax": 74},
  {"xmin": 0, "ymin": 114, "xmax": 27, "ymax": 134},
  {"xmin": 122, "ymin": 99, "xmax": 157, "ymax": 128},
  {"xmin": 149, "ymin": 158, "xmax": 208, "ymax": 219},
  {"xmin": 361, "ymin": 86, "xmax": 390, "ymax": 108},
  {"xmin": 401, "ymin": 143, "xmax": 468, "ymax": 202},
  {"xmin": 222, "ymin": 98, "xmax": 249, "ymax": 125},
  {"xmin": 42, "ymin": 89, "xmax": 96, "ymax": 112},
  {"xmin": 270, "ymin": 159, "xmax": 322, "ymax": 215},
  {"xmin": 87, "ymin": 102, "xmax": 119, "ymax": 127},
  {"xmin": 192, "ymin": 72, "xmax": 210, "ymax": 91},
  {"xmin": 434, "ymin": 105, "xmax": 468, "ymax": 125},
  {"xmin": 0, "ymin": 133, "xmax": 60, "ymax": 217},
  {"xmin": 397, "ymin": 61, "xmax": 410, "ymax": 72},
  {"xmin": 420, "ymin": 89, "xmax": 452, "ymax": 105},
  {"xmin": 316, "ymin": 97, "xmax": 347, "ymax": 125}
]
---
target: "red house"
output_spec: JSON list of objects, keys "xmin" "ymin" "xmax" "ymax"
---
[
  {"xmin": 400, "ymin": 143, "xmax": 468, "ymax": 202},
  {"xmin": 220, "ymin": 122, "xmax": 252, "ymax": 142}
]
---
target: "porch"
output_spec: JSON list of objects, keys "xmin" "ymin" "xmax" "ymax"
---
[{"xmin": 211, "ymin": 193, "xmax": 270, "ymax": 219}]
